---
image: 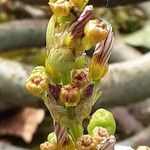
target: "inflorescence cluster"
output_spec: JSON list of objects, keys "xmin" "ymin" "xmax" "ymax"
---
[{"xmin": 26, "ymin": 0, "xmax": 116, "ymax": 149}]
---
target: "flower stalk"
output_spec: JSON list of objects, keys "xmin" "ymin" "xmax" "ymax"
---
[{"xmin": 26, "ymin": 0, "xmax": 116, "ymax": 149}]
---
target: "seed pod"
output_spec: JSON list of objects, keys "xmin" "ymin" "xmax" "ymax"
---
[
  {"xmin": 60, "ymin": 84, "xmax": 80, "ymax": 107},
  {"xmin": 49, "ymin": 0, "xmax": 71, "ymax": 17},
  {"xmin": 71, "ymin": 69, "xmax": 90, "ymax": 89},
  {"xmin": 82, "ymin": 19, "xmax": 108, "ymax": 50},
  {"xmin": 87, "ymin": 109, "xmax": 116, "ymax": 135},
  {"xmin": 76, "ymin": 135, "xmax": 98, "ymax": 150}
]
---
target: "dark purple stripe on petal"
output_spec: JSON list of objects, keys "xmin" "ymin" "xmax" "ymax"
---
[
  {"xmin": 49, "ymin": 84, "xmax": 61, "ymax": 100},
  {"xmin": 54, "ymin": 122, "xmax": 67, "ymax": 146},
  {"xmin": 101, "ymin": 34, "xmax": 114, "ymax": 66},
  {"xmin": 70, "ymin": 5, "xmax": 93, "ymax": 37},
  {"xmin": 85, "ymin": 84, "xmax": 94, "ymax": 99},
  {"xmin": 93, "ymin": 25, "xmax": 114, "ymax": 67},
  {"xmin": 101, "ymin": 26, "xmax": 114, "ymax": 66}
]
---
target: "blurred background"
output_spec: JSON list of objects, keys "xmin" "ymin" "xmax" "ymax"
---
[{"xmin": 0, "ymin": 0, "xmax": 150, "ymax": 149}]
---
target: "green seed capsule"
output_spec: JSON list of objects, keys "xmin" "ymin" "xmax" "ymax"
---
[{"xmin": 87, "ymin": 109, "xmax": 116, "ymax": 135}]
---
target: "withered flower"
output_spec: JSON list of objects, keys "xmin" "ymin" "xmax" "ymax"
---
[
  {"xmin": 72, "ymin": 69, "xmax": 90, "ymax": 89},
  {"xmin": 60, "ymin": 84, "xmax": 80, "ymax": 107}
]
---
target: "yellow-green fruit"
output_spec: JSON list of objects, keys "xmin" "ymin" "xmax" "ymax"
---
[
  {"xmin": 47, "ymin": 47, "xmax": 75, "ymax": 73},
  {"xmin": 87, "ymin": 109, "xmax": 116, "ymax": 135}
]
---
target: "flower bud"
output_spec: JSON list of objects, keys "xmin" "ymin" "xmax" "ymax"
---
[
  {"xmin": 40, "ymin": 141, "xmax": 57, "ymax": 150},
  {"xmin": 74, "ymin": 54, "xmax": 87, "ymax": 69},
  {"xmin": 45, "ymin": 57, "xmax": 61, "ymax": 83},
  {"xmin": 91, "ymin": 127, "xmax": 109, "ymax": 143},
  {"xmin": 64, "ymin": 33, "xmax": 84, "ymax": 57},
  {"xmin": 49, "ymin": 0, "xmax": 71, "ymax": 17},
  {"xmin": 47, "ymin": 47, "xmax": 75, "ymax": 73},
  {"xmin": 87, "ymin": 109, "xmax": 116, "ymax": 135},
  {"xmin": 60, "ymin": 84, "xmax": 80, "ymax": 107},
  {"xmin": 26, "ymin": 70, "xmax": 48, "ymax": 96},
  {"xmin": 76, "ymin": 135, "xmax": 98, "ymax": 150},
  {"xmin": 69, "ymin": 0, "xmax": 89, "ymax": 11},
  {"xmin": 31, "ymin": 66, "xmax": 46, "ymax": 74},
  {"xmin": 71, "ymin": 69, "xmax": 90, "ymax": 89},
  {"xmin": 136, "ymin": 146, "xmax": 150, "ymax": 150},
  {"xmin": 89, "ymin": 63, "xmax": 108, "ymax": 82},
  {"xmin": 89, "ymin": 25, "xmax": 114, "ymax": 81},
  {"xmin": 82, "ymin": 19, "xmax": 108, "ymax": 50},
  {"xmin": 47, "ymin": 132, "xmax": 57, "ymax": 144}
]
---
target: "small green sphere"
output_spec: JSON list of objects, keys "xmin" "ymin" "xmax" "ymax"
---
[
  {"xmin": 47, "ymin": 47, "xmax": 75, "ymax": 73},
  {"xmin": 87, "ymin": 108, "xmax": 116, "ymax": 135}
]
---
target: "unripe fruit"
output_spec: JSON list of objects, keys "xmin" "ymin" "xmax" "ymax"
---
[{"xmin": 87, "ymin": 109, "xmax": 116, "ymax": 135}]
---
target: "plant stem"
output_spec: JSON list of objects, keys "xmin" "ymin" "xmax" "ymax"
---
[
  {"xmin": 68, "ymin": 121, "xmax": 83, "ymax": 142},
  {"xmin": 67, "ymin": 106, "xmax": 75, "ymax": 120}
]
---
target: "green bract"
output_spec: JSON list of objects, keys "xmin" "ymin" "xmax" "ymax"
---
[{"xmin": 87, "ymin": 108, "xmax": 116, "ymax": 135}]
